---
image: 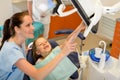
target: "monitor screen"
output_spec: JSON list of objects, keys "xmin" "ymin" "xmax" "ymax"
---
[{"xmin": 70, "ymin": 0, "xmax": 96, "ymax": 26}]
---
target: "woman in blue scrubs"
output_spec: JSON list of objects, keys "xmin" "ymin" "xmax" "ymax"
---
[{"xmin": 0, "ymin": 11, "xmax": 85, "ymax": 80}]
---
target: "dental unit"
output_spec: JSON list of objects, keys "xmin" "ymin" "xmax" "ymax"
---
[
  {"xmin": 54, "ymin": 0, "xmax": 120, "ymax": 80},
  {"xmin": 56, "ymin": 0, "xmax": 120, "ymax": 39}
]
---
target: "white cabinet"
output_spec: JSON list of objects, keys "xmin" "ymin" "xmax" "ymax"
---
[{"xmin": 97, "ymin": 13, "xmax": 120, "ymax": 41}]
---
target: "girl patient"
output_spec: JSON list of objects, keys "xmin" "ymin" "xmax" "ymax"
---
[{"xmin": 31, "ymin": 22, "xmax": 86, "ymax": 80}]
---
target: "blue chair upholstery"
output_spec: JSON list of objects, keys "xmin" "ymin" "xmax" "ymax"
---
[
  {"xmin": 23, "ymin": 40, "xmax": 80, "ymax": 80},
  {"xmin": 26, "ymin": 21, "xmax": 44, "ymax": 45},
  {"xmin": 55, "ymin": 29, "xmax": 86, "ymax": 40}
]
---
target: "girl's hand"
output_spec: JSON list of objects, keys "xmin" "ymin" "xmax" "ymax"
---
[
  {"xmin": 80, "ymin": 22, "xmax": 86, "ymax": 31},
  {"xmin": 60, "ymin": 40, "xmax": 77, "ymax": 56},
  {"xmin": 60, "ymin": 22, "xmax": 86, "ymax": 56}
]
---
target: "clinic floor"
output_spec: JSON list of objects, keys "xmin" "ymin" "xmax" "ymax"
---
[{"xmin": 53, "ymin": 33, "xmax": 112, "ymax": 80}]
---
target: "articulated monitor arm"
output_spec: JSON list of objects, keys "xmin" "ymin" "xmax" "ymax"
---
[
  {"xmin": 56, "ymin": 0, "xmax": 120, "ymax": 40},
  {"xmin": 57, "ymin": 4, "xmax": 77, "ymax": 17}
]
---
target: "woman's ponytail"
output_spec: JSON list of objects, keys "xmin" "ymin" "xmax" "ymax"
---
[{"xmin": 0, "ymin": 19, "xmax": 11, "ymax": 50}]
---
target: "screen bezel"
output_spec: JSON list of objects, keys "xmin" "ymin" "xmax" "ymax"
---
[{"xmin": 70, "ymin": 0, "xmax": 94, "ymax": 26}]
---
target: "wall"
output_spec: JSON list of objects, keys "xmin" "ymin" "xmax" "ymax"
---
[
  {"xmin": 12, "ymin": 0, "xmax": 26, "ymax": 3},
  {"xmin": 0, "ymin": 0, "xmax": 13, "ymax": 25},
  {"xmin": 49, "ymin": 5, "xmax": 82, "ymax": 39},
  {"xmin": 101, "ymin": 0, "xmax": 120, "ymax": 6},
  {"xmin": 12, "ymin": 0, "xmax": 27, "ymax": 14},
  {"xmin": 110, "ymin": 19, "xmax": 120, "ymax": 59}
]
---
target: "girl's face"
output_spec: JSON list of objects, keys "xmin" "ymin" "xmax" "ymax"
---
[
  {"xmin": 16, "ymin": 15, "xmax": 34, "ymax": 39},
  {"xmin": 35, "ymin": 37, "xmax": 52, "ymax": 57}
]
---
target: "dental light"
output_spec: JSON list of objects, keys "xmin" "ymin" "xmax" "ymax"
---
[{"xmin": 56, "ymin": 0, "xmax": 120, "ymax": 40}]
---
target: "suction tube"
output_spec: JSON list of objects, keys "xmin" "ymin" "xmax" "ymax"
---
[
  {"xmin": 98, "ymin": 40, "xmax": 106, "ymax": 69},
  {"xmin": 83, "ymin": 0, "xmax": 103, "ymax": 38},
  {"xmin": 99, "ymin": 40, "xmax": 106, "ymax": 54}
]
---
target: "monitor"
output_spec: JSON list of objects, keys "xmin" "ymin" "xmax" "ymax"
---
[{"xmin": 70, "ymin": 0, "xmax": 96, "ymax": 26}]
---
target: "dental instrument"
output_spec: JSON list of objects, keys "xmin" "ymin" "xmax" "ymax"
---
[
  {"xmin": 89, "ymin": 40, "xmax": 110, "ymax": 63},
  {"xmin": 98, "ymin": 40, "xmax": 107, "ymax": 70}
]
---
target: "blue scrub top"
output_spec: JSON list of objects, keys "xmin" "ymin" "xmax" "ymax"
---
[{"xmin": 0, "ymin": 41, "xmax": 26, "ymax": 80}]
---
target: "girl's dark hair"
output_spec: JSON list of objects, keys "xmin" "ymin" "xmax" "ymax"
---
[
  {"xmin": 0, "ymin": 11, "xmax": 29, "ymax": 50},
  {"xmin": 32, "ymin": 39, "xmax": 42, "ymax": 62}
]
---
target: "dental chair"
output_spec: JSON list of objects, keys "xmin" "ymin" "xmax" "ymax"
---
[{"xmin": 23, "ymin": 39, "xmax": 80, "ymax": 80}]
